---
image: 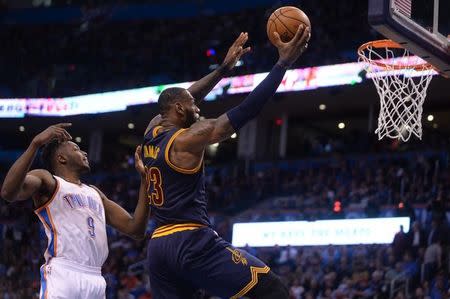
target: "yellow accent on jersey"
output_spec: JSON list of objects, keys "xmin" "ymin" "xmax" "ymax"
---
[
  {"xmin": 151, "ymin": 223, "xmax": 205, "ymax": 238},
  {"xmin": 230, "ymin": 265, "xmax": 271, "ymax": 299},
  {"xmin": 164, "ymin": 129, "xmax": 203, "ymax": 174}
]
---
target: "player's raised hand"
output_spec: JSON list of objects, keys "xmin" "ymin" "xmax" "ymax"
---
[
  {"xmin": 32, "ymin": 123, "xmax": 72, "ymax": 147},
  {"xmin": 135, "ymin": 145, "xmax": 146, "ymax": 178},
  {"xmin": 273, "ymin": 24, "xmax": 310, "ymax": 67},
  {"xmin": 221, "ymin": 32, "xmax": 251, "ymax": 72}
]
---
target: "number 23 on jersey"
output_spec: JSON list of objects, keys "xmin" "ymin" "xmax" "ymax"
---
[{"xmin": 145, "ymin": 166, "xmax": 164, "ymax": 206}]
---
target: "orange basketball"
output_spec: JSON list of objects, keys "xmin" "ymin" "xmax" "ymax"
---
[{"xmin": 267, "ymin": 6, "xmax": 311, "ymax": 45}]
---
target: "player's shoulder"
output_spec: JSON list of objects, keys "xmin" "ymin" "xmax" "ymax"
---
[
  {"xmin": 28, "ymin": 168, "xmax": 53, "ymax": 181},
  {"xmin": 182, "ymin": 119, "xmax": 216, "ymax": 137},
  {"xmin": 88, "ymin": 184, "xmax": 106, "ymax": 200},
  {"xmin": 28, "ymin": 169, "xmax": 58, "ymax": 205},
  {"xmin": 144, "ymin": 114, "xmax": 163, "ymax": 136},
  {"xmin": 179, "ymin": 119, "xmax": 217, "ymax": 140},
  {"xmin": 172, "ymin": 120, "xmax": 216, "ymax": 153}
]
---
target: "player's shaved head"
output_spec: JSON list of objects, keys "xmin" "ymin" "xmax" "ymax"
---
[{"xmin": 158, "ymin": 87, "xmax": 190, "ymax": 115}]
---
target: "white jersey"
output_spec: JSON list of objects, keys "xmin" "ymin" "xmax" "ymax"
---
[{"xmin": 34, "ymin": 176, "xmax": 109, "ymax": 268}]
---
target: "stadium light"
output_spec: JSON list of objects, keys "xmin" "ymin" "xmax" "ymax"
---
[
  {"xmin": 427, "ymin": 114, "xmax": 434, "ymax": 122},
  {"xmin": 231, "ymin": 133, "xmax": 237, "ymax": 139},
  {"xmin": 319, "ymin": 104, "xmax": 326, "ymax": 110},
  {"xmin": 128, "ymin": 123, "xmax": 135, "ymax": 129},
  {"xmin": 333, "ymin": 201, "xmax": 342, "ymax": 213},
  {"xmin": 75, "ymin": 137, "xmax": 82, "ymax": 143},
  {"xmin": 19, "ymin": 126, "xmax": 25, "ymax": 132},
  {"xmin": 338, "ymin": 122, "xmax": 345, "ymax": 129}
]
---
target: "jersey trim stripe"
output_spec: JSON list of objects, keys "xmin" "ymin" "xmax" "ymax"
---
[
  {"xmin": 153, "ymin": 223, "xmax": 204, "ymax": 234},
  {"xmin": 37, "ymin": 208, "xmax": 57, "ymax": 257},
  {"xmin": 230, "ymin": 265, "xmax": 271, "ymax": 299},
  {"xmin": 152, "ymin": 125, "xmax": 163, "ymax": 138},
  {"xmin": 34, "ymin": 178, "xmax": 60, "ymax": 213},
  {"xmin": 40, "ymin": 265, "xmax": 48, "ymax": 299},
  {"xmin": 152, "ymin": 223, "xmax": 205, "ymax": 238},
  {"xmin": 35, "ymin": 213, "xmax": 51, "ymax": 258},
  {"xmin": 46, "ymin": 208, "xmax": 58, "ymax": 257},
  {"xmin": 164, "ymin": 128, "xmax": 203, "ymax": 174}
]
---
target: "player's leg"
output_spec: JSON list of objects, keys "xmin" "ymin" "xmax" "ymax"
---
[
  {"xmin": 180, "ymin": 227, "xmax": 288, "ymax": 299},
  {"xmin": 147, "ymin": 236, "xmax": 198, "ymax": 299}
]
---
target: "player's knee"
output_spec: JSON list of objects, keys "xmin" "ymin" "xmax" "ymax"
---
[{"xmin": 246, "ymin": 271, "xmax": 289, "ymax": 299}]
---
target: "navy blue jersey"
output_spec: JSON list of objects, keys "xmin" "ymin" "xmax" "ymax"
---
[{"xmin": 142, "ymin": 125, "xmax": 210, "ymax": 227}]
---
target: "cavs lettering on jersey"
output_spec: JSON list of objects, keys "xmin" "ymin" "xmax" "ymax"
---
[
  {"xmin": 143, "ymin": 126, "xmax": 211, "ymax": 229},
  {"xmin": 34, "ymin": 176, "xmax": 108, "ymax": 268}
]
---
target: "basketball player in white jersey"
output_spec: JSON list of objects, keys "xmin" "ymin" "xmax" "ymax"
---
[{"xmin": 1, "ymin": 123, "xmax": 149, "ymax": 299}]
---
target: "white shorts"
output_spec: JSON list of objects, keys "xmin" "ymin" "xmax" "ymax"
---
[{"xmin": 39, "ymin": 258, "xmax": 106, "ymax": 299}]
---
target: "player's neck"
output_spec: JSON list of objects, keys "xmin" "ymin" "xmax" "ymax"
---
[
  {"xmin": 160, "ymin": 116, "xmax": 184, "ymax": 130},
  {"xmin": 55, "ymin": 169, "xmax": 82, "ymax": 186}
]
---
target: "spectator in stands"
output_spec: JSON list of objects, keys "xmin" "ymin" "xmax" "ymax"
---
[
  {"xmin": 385, "ymin": 262, "xmax": 404, "ymax": 282},
  {"xmin": 289, "ymin": 278, "xmax": 305, "ymax": 299},
  {"xmin": 412, "ymin": 287, "xmax": 428, "ymax": 299},
  {"xmin": 424, "ymin": 239, "xmax": 442, "ymax": 282},
  {"xmin": 409, "ymin": 221, "xmax": 427, "ymax": 257},
  {"xmin": 393, "ymin": 225, "xmax": 409, "ymax": 261},
  {"xmin": 429, "ymin": 272, "xmax": 449, "ymax": 299}
]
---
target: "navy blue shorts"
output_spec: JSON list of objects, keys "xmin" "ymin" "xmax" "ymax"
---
[{"xmin": 147, "ymin": 225, "xmax": 270, "ymax": 299}]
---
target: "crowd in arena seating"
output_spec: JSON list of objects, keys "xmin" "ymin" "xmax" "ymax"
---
[
  {"xmin": 0, "ymin": 149, "xmax": 449, "ymax": 298},
  {"xmin": 0, "ymin": 1, "xmax": 375, "ymax": 97}
]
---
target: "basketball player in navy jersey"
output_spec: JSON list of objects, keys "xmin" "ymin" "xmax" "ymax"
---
[{"xmin": 143, "ymin": 27, "xmax": 310, "ymax": 298}]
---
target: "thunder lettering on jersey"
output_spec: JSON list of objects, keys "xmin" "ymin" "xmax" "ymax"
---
[
  {"xmin": 143, "ymin": 125, "xmax": 211, "ymax": 228},
  {"xmin": 34, "ymin": 176, "xmax": 108, "ymax": 267}
]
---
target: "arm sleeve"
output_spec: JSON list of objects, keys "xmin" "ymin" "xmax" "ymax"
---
[{"xmin": 226, "ymin": 63, "xmax": 287, "ymax": 131}]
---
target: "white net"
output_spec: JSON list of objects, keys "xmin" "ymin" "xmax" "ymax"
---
[{"xmin": 358, "ymin": 40, "xmax": 435, "ymax": 142}]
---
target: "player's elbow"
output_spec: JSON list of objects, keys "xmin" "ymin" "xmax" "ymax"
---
[{"xmin": 1, "ymin": 187, "xmax": 15, "ymax": 202}]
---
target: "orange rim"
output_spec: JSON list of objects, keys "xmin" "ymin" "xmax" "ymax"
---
[{"xmin": 358, "ymin": 39, "xmax": 433, "ymax": 71}]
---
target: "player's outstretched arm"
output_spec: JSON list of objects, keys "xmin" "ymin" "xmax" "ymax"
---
[
  {"xmin": 94, "ymin": 146, "xmax": 150, "ymax": 240},
  {"xmin": 1, "ymin": 124, "xmax": 71, "ymax": 203},
  {"xmin": 188, "ymin": 32, "xmax": 251, "ymax": 103},
  {"xmin": 174, "ymin": 26, "xmax": 310, "ymax": 154},
  {"xmin": 144, "ymin": 33, "xmax": 250, "ymax": 136}
]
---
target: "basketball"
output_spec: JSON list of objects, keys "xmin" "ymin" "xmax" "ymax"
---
[{"xmin": 267, "ymin": 6, "xmax": 311, "ymax": 45}]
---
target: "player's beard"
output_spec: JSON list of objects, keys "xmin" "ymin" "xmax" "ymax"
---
[
  {"xmin": 77, "ymin": 157, "xmax": 91, "ymax": 174},
  {"xmin": 184, "ymin": 110, "xmax": 198, "ymax": 127}
]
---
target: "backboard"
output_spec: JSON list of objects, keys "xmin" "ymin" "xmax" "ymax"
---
[{"xmin": 368, "ymin": 0, "xmax": 449, "ymax": 76}]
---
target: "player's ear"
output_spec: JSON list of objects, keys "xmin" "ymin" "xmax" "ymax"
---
[
  {"xmin": 56, "ymin": 153, "xmax": 67, "ymax": 165},
  {"xmin": 174, "ymin": 102, "xmax": 185, "ymax": 115}
]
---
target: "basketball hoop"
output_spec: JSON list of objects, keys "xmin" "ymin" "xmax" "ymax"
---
[{"xmin": 358, "ymin": 39, "xmax": 435, "ymax": 141}]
